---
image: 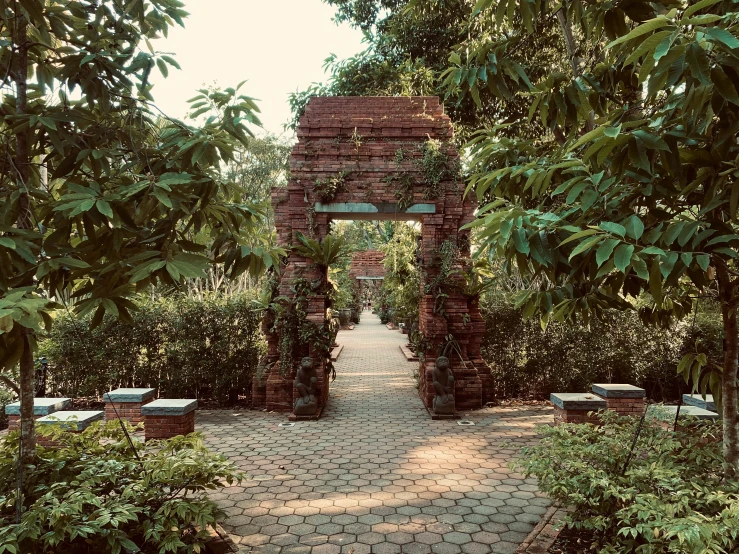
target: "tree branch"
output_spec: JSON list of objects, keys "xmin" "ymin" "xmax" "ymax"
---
[{"xmin": 0, "ymin": 375, "xmax": 20, "ymax": 395}]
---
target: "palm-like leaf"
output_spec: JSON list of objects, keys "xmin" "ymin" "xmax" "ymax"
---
[{"xmin": 294, "ymin": 233, "xmax": 352, "ymax": 269}]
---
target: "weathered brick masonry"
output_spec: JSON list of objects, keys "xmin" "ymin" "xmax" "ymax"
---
[
  {"xmin": 252, "ymin": 97, "xmax": 492, "ymax": 415},
  {"xmin": 349, "ymin": 250, "xmax": 386, "ymax": 280}
]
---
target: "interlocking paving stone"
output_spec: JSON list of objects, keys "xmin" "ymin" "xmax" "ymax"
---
[{"xmin": 198, "ymin": 312, "xmax": 553, "ymax": 553}]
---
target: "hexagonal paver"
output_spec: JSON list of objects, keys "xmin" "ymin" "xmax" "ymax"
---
[
  {"xmin": 288, "ymin": 523, "xmax": 316, "ymax": 536},
  {"xmin": 261, "ymin": 524, "xmax": 289, "ymax": 536},
  {"xmin": 462, "ymin": 543, "xmax": 491, "ymax": 554},
  {"xmin": 372, "ymin": 544, "xmax": 402, "ymax": 554},
  {"xmin": 415, "ymin": 532, "xmax": 443, "ymax": 545},
  {"xmin": 358, "ymin": 532, "xmax": 385, "ymax": 545},
  {"xmin": 328, "ymin": 532, "xmax": 357, "ymax": 545},
  {"xmin": 279, "ymin": 515, "xmax": 306, "ymax": 526},
  {"xmin": 431, "ymin": 543, "xmax": 462, "ymax": 554},
  {"xmin": 199, "ymin": 313, "xmax": 555, "ymax": 553},
  {"xmin": 386, "ymin": 532, "xmax": 414, "ymax": 545},
  {"xmin": 443, "ymin": 532, "xmax": 473, "ymax": 545}
]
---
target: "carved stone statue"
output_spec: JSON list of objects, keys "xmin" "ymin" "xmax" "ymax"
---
[
  {"xmin": 293, "ymin": 357, "xmax": 318, "ymax": 415},
  {"xmin": 432, "ymin": 356, "xmax": 455, "ymax": 414}
]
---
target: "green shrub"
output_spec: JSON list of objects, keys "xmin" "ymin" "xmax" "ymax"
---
[
  {"xmin": 40, "ymin": 293, "xmax": 265, "ymax": 402},
  {"xmin": 0, "ymin": 421, "xmax": 241, "ymax": 554},
  {"xmin": 480, "ymin": 294, "xmax": 722, "ymax": 401},
  {"xmin": 517, "ymin": 411, "xmax": 738, "ymax": 554},
  {"xmin": 0, "ymin": 389, "xmax": 15, "ymax": 430}
]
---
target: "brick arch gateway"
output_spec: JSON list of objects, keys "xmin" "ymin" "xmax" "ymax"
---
[{"xmin": 252, "ymin": 97, "xmax": 492, "ymax": 418}]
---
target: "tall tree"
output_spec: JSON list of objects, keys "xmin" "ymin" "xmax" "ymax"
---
[
  {"xmin": 0, "ymin": 0, "xmax": 275, "ymax": 461},
  {"xmin": 289, "ymin": 0, "xmax": 567, "ymax": 141},
  {"xmin": 431, "ymin": 0, "xmax": 739, "ymax": 473}
]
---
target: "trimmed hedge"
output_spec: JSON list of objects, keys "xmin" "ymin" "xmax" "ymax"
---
[
  {"xmin": 480, "ymin": 294, "xmax": 722, "ymax": 401},
  {"xmin": 40, "ymin": 293, "xmax": 265, "ymax": 403}
]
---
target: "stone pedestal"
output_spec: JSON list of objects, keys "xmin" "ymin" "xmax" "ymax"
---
[
  {"xmin": 682, "ymin": 394, "xmax": 716, "ymax": 412},
  {"xmin": 592, "ymin": 384, "xmax": 646, "ymax": 416},
  {"xmin": 36, "ymin": 410, "xmax": 104, "ymax": 447},
  {"xmin": 550, "ymin": 393, "xmax": 606, "ymax": 425},
  {"xmin": 660, "ymin": 405, "xmax": 719, "ymax": 421},
  {"xmin": 657, "ymin": 404, "xmax": 720, "ymax": 437},
  {"xmin": 103, "ymin": 388, "xmax": 156, "ymax": 424},
  {"xmin": 142, "ymin": 399, "xmax": 197, "ymax": 440},
  {"xmin": 5, "ymin": 397, "xmax": 72, "ymax": 431}
]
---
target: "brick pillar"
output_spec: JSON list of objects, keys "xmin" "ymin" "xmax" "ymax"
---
[
  {"xmin": 104, "ymin": 388, "xmax": 156, "ymax": 424},
  {"xmin": 5, "ymin": 397, "xmax": 72, "ymax": 431},
  {"xmin": 36, "ymin": 410, "xmax": 104, "ymax": 447},
  {"xmin": 550, "ymin": 393, "xmax": 606, "ymax": 425},
  {"xmin": 591, "ymin": 384, "xmax": 646, "ymax": 416},
  {"xmin": 142, "ymin": 399, "xmax": 197, "ymax": 440}
]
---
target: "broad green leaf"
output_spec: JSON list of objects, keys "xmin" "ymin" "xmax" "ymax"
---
[
  {"xmin": 606, "ymin": 17, "xmax": 670, "ymax": 49},
  {"xmin": 711, "ymin": 66, "xmax": 739, "ymax": 105},
  {"xmin": 569, "ymin": 235, "xmax": 603, "ymax": 260},
  {"xmin": 696, "ymin": 253, "xmax": 711, "ymax": 271},
  {"xmin": 703, "ymin": 27, "xmax": 739, "ymax": 50},
  {"xmin": 600, "ymin": 221, "xmax": 626, "ymax": 237},
  {"xmin": 96, "ymin": 200, "xmax": 114, "ymax": 218},
  {"xmin": 596, "ymin": 239, "xmax": 619, "ymax": 267},
  {"xmin": 614, "ymin": 244, "xmax": 635, "ymax": 273},
  {"xmin": 559, "ymin": 228, "xmax": 600, "ymax": 247},
  {"xmin": 513, "ymin": 228, "xmax": 530, "ymax": 254},
  {"xmin": 625, "ymin": 215, "xmax": 645, "ymax": 240},
  {"xmin": 683, "ymin": 0, "xmax": 722, "ymax": 18}
]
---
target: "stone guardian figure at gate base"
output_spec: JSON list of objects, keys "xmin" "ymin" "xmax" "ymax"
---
[
  {"xmin": 294, "ymin": 357, "xmax": 318, "ymax": 415},
  {"xmin": 432, "ymin": 356, "xmax": 456, "ymax": 414}
]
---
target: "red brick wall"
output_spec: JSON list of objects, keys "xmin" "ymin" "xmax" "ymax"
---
[
  {"xmin": 553, "ymin": 406, "xmax": 602, "ymax": 425},
  {"xmin": 349, "ymin": 251, "xmax": 386, "ymax": 280},
  {"xmin": 104, "ymin": 398, "xmax": 153, "ymax": 425},
  {"xmin": 7, "ymin": 414, "xmax": 19, "ymax": 431},
  {"xmin": 144, "ymin": 412, "xmax": 195, "ymax": 440},
  {"xmin": 254, "ymin": 96, "xmax": 491, "ymax": 414},
  {"xmin": 603, "ymin": 397, "xmax": 645, "ymax": 416}
]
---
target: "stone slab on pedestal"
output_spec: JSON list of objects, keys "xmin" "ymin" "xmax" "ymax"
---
[
  {"xmin": 5, "ymin": 397, "xmax": 72, "ymax": 416},
  {"xmin": 104, "ymin": 388, "xmax": 156, "ymax": 403},
  {"xmin": 592, "ymin": 384, "xmax": 646, "ymax": 416},
  {"xmin": 37, "ymin": 410, "xmax": 104, "ymax": 431},
  {"xmin": 142, "ymin": 399, "xmax": 197, "ymax": 440},
  {"xmin": 550, "ymin": 393, "xmax": 607, "ymax": 411},
  {"xmin": 682, "ymin": 394, "xmax": 716, "ymax": 412},
  {"xmin": 141, "ymin": 399, "xmax": 197, "ymax": 416},
  {"xmin": 592, "ymin": 384, "xmax": 645, "ymax": 398},
  {"xmin": 660, "ymin": 405, "xmax": 719, "ymax": 420},
  {"xmin": 551, "ymin": 393, "xmax": 606, "ymax": 425},
  {"xmin": 104, "ymin": 388, "xmax": 156, "ymax": 424}
]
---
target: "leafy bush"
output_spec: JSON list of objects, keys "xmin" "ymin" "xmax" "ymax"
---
[
  {"xmin": 480, "ymin": 294, "xmax": 722, "ymax": 401},
  {"xmin": 517, "ymin": 411, "xmax": 738, "ymax": 554},
  {"xmin": 0, "ymin": 388, "xmax": 15, "ymax": 430},
  {"xmin": 40, "ymin": 293, "xmax": 265, "ymax": 402},
  {"xmin": 0, "ymin": 421, "xmax": 241, "ymax": 554}
]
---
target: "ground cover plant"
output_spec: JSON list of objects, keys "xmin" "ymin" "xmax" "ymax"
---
[
  {"xmin": 517, "ymin": 411, "xmax": 739, "ymax": 553},
  {"xmin": 0, "ymin": 421, "xmax": 241, "ymax": 554}
]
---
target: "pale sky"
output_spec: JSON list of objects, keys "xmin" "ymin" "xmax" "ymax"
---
[{"xmin": 148, "ymin": 0, "xmax": 366, "ymax": 138}]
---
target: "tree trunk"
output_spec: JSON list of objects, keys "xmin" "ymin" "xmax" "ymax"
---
[
  {"xmin": 717, "ymin": 263, "xmax": 739, "ymax": 476},
  {"xmin": 14, "ymin": 13, "xmax": 36, "ymax": 462},
  {"xmin": 18, "ymin": 335, "xmax": 36, "ymax": 460}
]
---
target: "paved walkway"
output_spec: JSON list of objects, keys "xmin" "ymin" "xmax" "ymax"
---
[{"xmin": 199, "ymin": 313, "xmax": 552, "ymax": 554}]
